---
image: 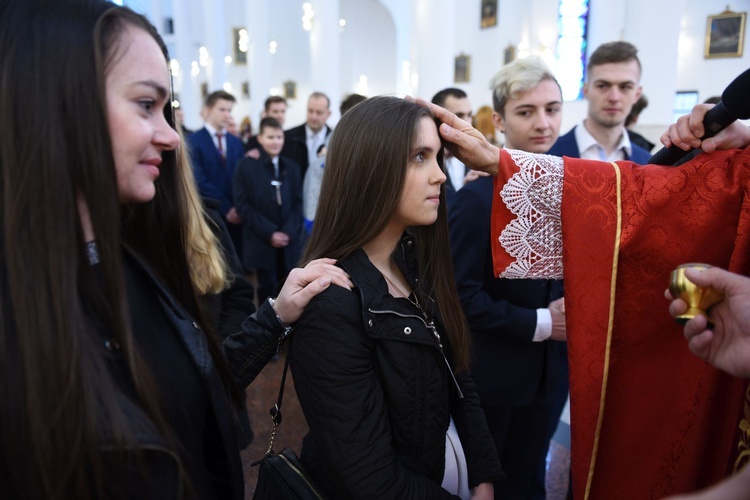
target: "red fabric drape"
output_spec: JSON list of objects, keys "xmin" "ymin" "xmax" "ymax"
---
[{"xmin": 491, "ymin": 148, "xmax": 750, "ymax": 498}]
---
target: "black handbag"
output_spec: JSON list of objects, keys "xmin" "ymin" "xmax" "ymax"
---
[{"xmin": 252, "ymin": 337, "xmax": 327, "ymax": 500}]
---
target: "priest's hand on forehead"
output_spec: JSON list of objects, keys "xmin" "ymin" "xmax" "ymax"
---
[{"xmin": 410, "ymin": 96, "xmax": 501, "ymax": 176}]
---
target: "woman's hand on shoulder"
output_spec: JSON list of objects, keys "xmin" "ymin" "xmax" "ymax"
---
[{"xmin": 272, "ymin": 258, "xmax": 353, "ymax": 324}]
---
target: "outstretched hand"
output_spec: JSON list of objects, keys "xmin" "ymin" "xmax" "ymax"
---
[
  {"xmin": 272, "ymin": 258, "xmax": 353, "ymax": 325},
  {"xmin": 660, "ymin": 103, "xmax": 750, "ymax": 154},
  {"xmin": 410, "ymin": 97, "xmax": 501, "ymax": 175},
  {"xmin": 666, "ymin": 266, "xmax": 750, "ymax": 378}
]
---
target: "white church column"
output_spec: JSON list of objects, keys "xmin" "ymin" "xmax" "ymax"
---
[
  {"xmin": 410, "ymin": 0, "xmax": 455, "ymax": 100},
  {"xmin": 309, "ymin": 0, "xmax": 342, "ymax": 120},
  {"xmin": 246, "ymin": 0, "xmax": 273, "ymax": 126},
  {"xmin": 201, "ymin": 0, "xmax": 228, "ymax": 92},
  {"xmin": 623, "ymin": 0, "xmax": 686, "ymax": 126},
  {"xmin": 171, "ymin": 0, "xmax": 200, "ymax": 127}
]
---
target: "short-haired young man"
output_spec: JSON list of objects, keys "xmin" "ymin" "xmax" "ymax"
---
[
  {"xmin": 245, "ymin": 95, "xmax": 288, "ymax": 154},
  {"xmin": 548, "ymin": 41, "xmax": 651, "ymax": 163},
  {"xmin": 188, "ymin": 90, "xmax": 245, "ymax": 254},
  {"xmin": 449, "ymin": 57, "xmax": 567, "ymax": 498},
  {"xmin": 263, "ymin": 95, "xmax": 288, "ymax": 127},
  {"xmin": 233, "ymin": 117, "xmax": 305, "ymax": 304}
]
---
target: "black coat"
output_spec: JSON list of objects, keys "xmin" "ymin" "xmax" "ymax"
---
[
  {"xmin": 199, "ymin": 198, "xmax": 257, "ymax": 447},
  {"xmin": 290, "ymin": 236, "xmax": 504, "ymax": 499},
  {"xmin": 103, "ymin": 247, "xmax": 286, "ymax": 499},
  {"xmin": 281, "ymin": 123, "xmax": 332, "ymax": 178},
  {"xmin": 448, "ymin": 175, "xmax": 564, "ymax": 407},
  {"xmin": 232, "ymin": 153, "xmax": 305, "ymax": 271}
]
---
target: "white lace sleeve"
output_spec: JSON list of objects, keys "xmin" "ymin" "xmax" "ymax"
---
[{"xmin": 498, "ymin": 149, "xmax": 564, "ymax": 279}]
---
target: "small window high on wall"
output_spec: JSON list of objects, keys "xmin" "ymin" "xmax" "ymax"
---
[{"xmin": 556, "ymin": 0, "xmax": 589, "ymax": 101}]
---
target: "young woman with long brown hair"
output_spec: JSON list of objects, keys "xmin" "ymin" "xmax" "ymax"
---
[
  {"xmin": 0, "ymin": 1, "xmax": 348, "ymax": 498},
  {"xmin": 290, "ymin": 96, "xmax": 503, "ymax": 499}
]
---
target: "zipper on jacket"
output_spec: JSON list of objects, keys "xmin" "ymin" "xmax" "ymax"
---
[{"xmin": 369, "ymin": 308, "xmax": 464, "ymax": 399}]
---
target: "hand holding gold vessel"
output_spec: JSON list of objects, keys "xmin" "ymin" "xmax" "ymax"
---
[{"xmin": 669, "ymin": 263, "xmax": 725, "ymax": 328}]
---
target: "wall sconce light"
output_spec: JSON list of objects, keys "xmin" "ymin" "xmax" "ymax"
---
[
  {"xmin": 356, "ymin": 74, "xmax": 368, "ymax": 94},
  {"xmin": 199, "ymin": 46, "xmax": 210, "ymax": 67},
  {"xmin": 302, "ymin": 3, "xmax": 314, "ymax": 31},
  {"xmin": 237, "ymin": 28, "xmax": 249, "ymax": 53}
]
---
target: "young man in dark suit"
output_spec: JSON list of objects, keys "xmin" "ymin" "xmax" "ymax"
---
[
  {"xmin": 449, "ymin": 57, "xmax": 567, "ymax": 499},
  {"xmin": 282, "ymin": 92, "xmax": 332, "ymax": 179},
  {"xmin": 187, "ymin": 90, "xmax": 246, "ymax": 255},
  {"xmin": 233, "ymin": 117, "xmax": 304, "ymax": 304},
  {"xmin": 547, "ymin": 41, "xmax": 651, "ymax": 164}
]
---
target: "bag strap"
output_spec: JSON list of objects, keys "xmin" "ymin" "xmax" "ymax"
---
[{"xmin": 263, "ymin": 330, "xmax": 294, "ymax": 458}]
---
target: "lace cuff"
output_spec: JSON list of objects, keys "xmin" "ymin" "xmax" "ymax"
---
[{"xmin": 498, "ymin": 149, "xmax": 564, "ymax": 279}]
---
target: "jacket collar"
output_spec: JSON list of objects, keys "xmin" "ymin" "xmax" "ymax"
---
[
  {"xmin": 121, "ymin": 246, "xmax": 214, "ymax": 377},
  {"xmin": 338, "ymin": 233, "xmax": 438, "ymax": 319}
]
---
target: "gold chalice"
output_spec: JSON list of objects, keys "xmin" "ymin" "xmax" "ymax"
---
[{"xmin": 669, "ymin": 263, "xmax": 724, "ymax": 328}]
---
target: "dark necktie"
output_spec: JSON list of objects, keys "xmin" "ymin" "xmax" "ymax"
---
[{"xmin": 216, "ymin": 132, "xmax": 226, "ymax": 165}]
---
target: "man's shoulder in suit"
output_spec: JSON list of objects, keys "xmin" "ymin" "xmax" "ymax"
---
[
  {"xmin": 547, "ymin": 126, "xmax": 578, "ymax": 157},
  {"xmin": 284, "ymin": 124, "xmax": 306, "ymax": 140}
]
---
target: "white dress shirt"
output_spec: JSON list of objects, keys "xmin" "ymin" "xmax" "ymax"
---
[
  {"xmin": 574, "ymin": 120, "xmax": 634, "ymax": 162},
  {"xmin": 306, "ymin": 125, "xmax": 327, "ymax": 168}
]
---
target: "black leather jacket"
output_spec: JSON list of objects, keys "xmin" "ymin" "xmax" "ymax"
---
[
  {"xmin": 291, "ymin": 235, "xmax": 504, "ymax": 499},
  {"xmin": 100, "ymin": 247, "xmax": 285, "ymax": 499}
]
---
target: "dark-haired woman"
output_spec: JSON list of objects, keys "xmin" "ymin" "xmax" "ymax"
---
[
  {"xmin": 291, "ymin": 96, "xmax": 503, "ymax": 499},
  {"xmin": 0, "ymin": 1, "xmax": 349, "ymax": 498}
]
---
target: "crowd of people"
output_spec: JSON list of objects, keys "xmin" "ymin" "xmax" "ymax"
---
[{"xmin": 2, "ymin": 0, "xmax": 749, "ymax": 499}]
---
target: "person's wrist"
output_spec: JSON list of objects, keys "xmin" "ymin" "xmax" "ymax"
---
[{"xmin": 267, "ymin": 296, "xmax": 289, "ymax": 327}]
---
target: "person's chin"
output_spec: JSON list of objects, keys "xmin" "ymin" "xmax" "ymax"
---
[{"xmin": 525, "ymin": 142, "xmax": 553, "ymax": 154}]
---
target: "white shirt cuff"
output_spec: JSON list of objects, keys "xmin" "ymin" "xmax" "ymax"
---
[{"xmin": 533, "ymin": 308, "xmax": 552, "ymax": 342}]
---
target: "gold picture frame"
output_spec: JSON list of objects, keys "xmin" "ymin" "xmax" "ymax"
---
[
  {"xmin": 454, "ymin": 54, "xmax": 471, "ymax": 83},
  {"xmin": 233, "ymin": 27, "xmax": 248, "ymax": 65},
  {"xmin": 481, "ymin": 0, "xmax": 498, "ymax": 29},
  {"xmin": 705, "ymin": 9, "xmax": 746, "ymax": 58},
  {"xmin": 283, "ymin": 80, "xmax": 297, "ymax": 100}
]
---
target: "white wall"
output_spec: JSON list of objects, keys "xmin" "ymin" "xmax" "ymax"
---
[{"xmin": 128, "ymin": 0, "xmax": 750, "ymax": 142}]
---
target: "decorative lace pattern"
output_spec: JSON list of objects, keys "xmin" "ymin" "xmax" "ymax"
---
[{"xmin": 498, "ymin": 150, "xmax": 564, "ymax": 279}]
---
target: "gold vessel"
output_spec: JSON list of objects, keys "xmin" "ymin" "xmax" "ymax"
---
[{"xmin": 669, "ymin": 263, "xmax": 724, "ymax": 328}]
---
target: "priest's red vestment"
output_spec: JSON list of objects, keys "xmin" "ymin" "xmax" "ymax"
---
[{"xmin": 490, "ymin": 148, "xmax": 750, "ymax": 499}]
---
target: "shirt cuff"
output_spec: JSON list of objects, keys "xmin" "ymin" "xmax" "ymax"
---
[{"xmin": 533, "ymin": 308, "xmax": 552, "ymax": 342}]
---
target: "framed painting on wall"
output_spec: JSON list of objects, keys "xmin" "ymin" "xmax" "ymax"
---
[
  {"xmin": 283, "ymin": 80, "xmax": 297, "ymax": 100},
  {"xmin": 705, "ymin": 9, "xmax": 746, "ymax": 58},
  {"xmin": 504, "ymin": 44, "xmax": 516, "ymax": 64},
  {"xmin": 481, "ymin": 0, "xmax": 498, "ymax": 29},
  {"xmin": 233, "ymin": 28, "xmax": 248, "ymax": 65},
  {"xmin": 454, "ymin": 54, "xmax": 471, "ymax": 83}
]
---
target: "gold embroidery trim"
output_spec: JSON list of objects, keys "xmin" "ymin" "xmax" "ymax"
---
[{"xmin": 584, "ymin": 162, "xmax": 622, "ymax": 499}]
